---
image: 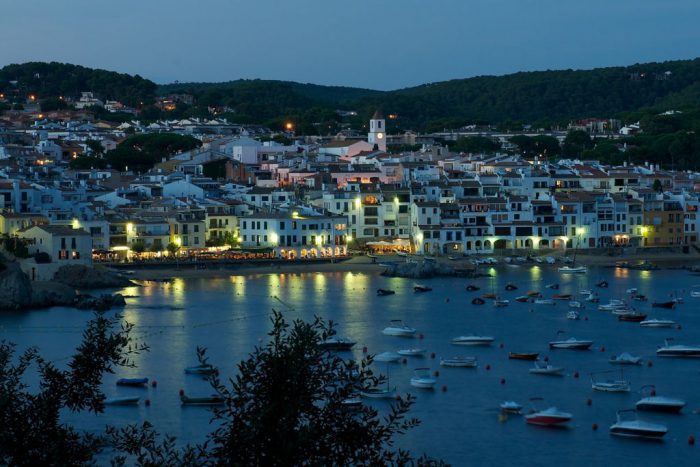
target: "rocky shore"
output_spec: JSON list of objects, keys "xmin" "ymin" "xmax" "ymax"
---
[
  {"xmin": 0, "ymin": 259, "xmax": 131, "ymax": 311},
  {"xmin": 381, "ymin": 260, "xmax": 489, "ymax": 279}
]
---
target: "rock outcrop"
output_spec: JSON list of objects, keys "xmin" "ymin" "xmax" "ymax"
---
[
  {"xmin": 0, "ymin": 261, "xmax": 33, "ymax": 310},
  {"xmin": 52, "ymin": 265, "xmax": 135, "ymax": 289},
  {"xmin": 74, "ymin": 293, "xmax": 126, "ymax": 311},
  {"xmin": 31, "ymin": 281, "xmax": 77, "ymax": 308}
]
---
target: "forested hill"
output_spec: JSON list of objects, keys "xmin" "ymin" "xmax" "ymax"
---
[{"xmin": 2, "ymin": 58, "xmax": 700, "ymax": 129}]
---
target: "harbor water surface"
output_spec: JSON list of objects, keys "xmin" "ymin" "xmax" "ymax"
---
[{"xmin": 2, "ymin": 265, "xmax": 700, "ymax": 465}]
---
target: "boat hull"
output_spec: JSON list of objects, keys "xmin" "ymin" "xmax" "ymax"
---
[
  {"xmin": 525, "ymin": 415, "xmax": 571, "ymax": 426},
  {"xmin": 610, "ymin": 426, "xmax": 667, "ymax": 439},
  {"xmin": 509, "ymin": 352, "xmax": 539, "ymax": 360}
]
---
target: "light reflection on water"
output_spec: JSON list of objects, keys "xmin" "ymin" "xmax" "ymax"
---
[{"xmin": 2, "ymin": 265, "xmax": 700, "ymax": 466}]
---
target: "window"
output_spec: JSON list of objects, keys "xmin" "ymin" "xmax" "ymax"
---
[
  {"xmin": 264, "ymin": 222, "xmax": 268, "ymax": 230},
  {"xmin": 194, "ymin": 237, "xmax": 199, "ymax": 244},
  {"xmin": 71, "ymin": 238, "xmax": 76, "ymax": 249},
  {"xmin": 280, "ymin": 221, "xmax": 285, "ymax": 230},
  {"xmin": 194, "ymin": 224, "xmax": 199, "ymax": 233},
  {"xmin": 61, "ymin": 238, "xmax": 66, "ymax": 249}
]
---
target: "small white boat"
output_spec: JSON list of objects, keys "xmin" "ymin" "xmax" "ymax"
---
[
  {"xmin": 545, "ymin": 283, "xmax": 559, "ymax": 290},
  {"xmin": 494, "ymin": 299, "xmax": 509, "ymax": 307},
  {"xmin": 451, "ymin": 335, "xmax": 494, "ymax": 346},
  {"xmin": 410, "ymin": 367, "xmax": 437, "ymax": 389},
  {"xmin": 534, "ymin": 298, "xmax": 555, "ymax": 305},
  {"xmin": 440, "ymin": 356, "xmax": 477, "ymax": 367},
  {"xmin": 579, "ymin": 289, "xmax": 592, "ymax": 296},
  {"xmin": 636, "ymin": 394, "xmax": 686, "ymax": 414},
  {"xmin": 626, "ymin": 288, "xmax": 638, "ymax": 294},
  {"xmin": 609, "ymin": 352, "xmax": 642, "ymax": 365},
  {"xmin": 105, "ymin": 396, "xmax": 140, "ymax": 406},
  {"xmin": 382, "ymin": 320, "xmax": 417, "ymax": 337},
  {"xmin": 598, "ymin": 299, "xmax": 628, "ymax": 311},
  {"xmin": 341, "ymin": 396, "xmax": 363, "ymax": 408},
  {"xmin": 591, "ymin": 371, "xmax": 631, "ymax": 392},
  {"xmin": 691, "ymin": 290, "xmax": 700, "ymax": 298},
  {"xmin": 639, "ymin": 319, "xmax": 676, "ymax": 328},
  {"xmin": 529, "ymin": 360, "xmax": 564, "ymax": 376},
  {"xmin": 545, "ymin": 256, "xmax": 556, "ymax": 264},
  {"xmin": 584, "ymin": 293, "xmax": 600, "ymax": 303},
  {"xmin": 567, "ymin": 310, "xmax": 580, "ymax": 320},
  {"xmin": 559, "ymin": 266, "xmax": 587, "ymax": 274},
  {"xmin": 319, "ymin": 337, "xmax": 356, "ymax": 350},
  {"xmin": 549, "ymin": 333, "xmax": 593, "ymax": 350},
  {"xmin": 374, "ymin": 351, "xmax": 403, "ymax": 363},
  {"xmin": 360, "ymin": 386, "xmax": 398, "ymax": 399},
  {"xmin": 568, "ymin": 301, "xmax": 584, "ymax": 309},
  {"xmin": 656, "ymin": 338, "xmax": 700, "ymax": 358},
  {"xmin": 397, "ymin": 348, "xmax": 427, "ymax": 357},
  {"xmin": 609, "ymin": 410, "xmax": 667, "ymax": 440},
  {"xmin": 525, "ymin": 398, "xmax": 572, "ymax": 427},
  {"xmin": 500, "ymin": 401, "xmax": 523, "ymax": 414}
]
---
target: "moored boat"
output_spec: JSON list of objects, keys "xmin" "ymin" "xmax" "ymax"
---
[
  {"xmin": 534, "ymin": 298, "xmax": 555, "ymax": 305},
  {"xmin": 319, "ymin": 337, "xmax": 356, "ymax": 350},
  {"xmin": 559, "ymin": 266, "xmax": 587, "ymax": 274},
  {"xmin": 494, "ymin": 299, "xmax": 509, "ymax": 307},
  {"xmin": 500, "ymin": 401, "xmax": 523, "ymax": 414},
  {"xmin": 471, "ymin": 297, "xmax": 486, "ymax": 305},
  {"xmin": 466, "ymin": 284, "xmax": 480, "ymax": 292},
  {"xmin": 413, "ymin": 285, "xmax": 432, "ymax": 293},
  {"xmin": 180, "ymin": 393, "xmax": 225, "ymax": 406},
  {"xmin": 184, "ymin": 364, "xmax": 217, "ymax": 375},
  {"xmin": 482, "ymin": 293, "xmax": 498, "ymax": 299},
  {"xmin": 636, "ymin": 392, "xmax": 685, "ymax": 414},
  {"xmin": 596, "ymin": 280, "xmax": 609, "ymax": 288},
  {"xmin": 382, "ymin": 320, "xmax": 416, "ymax": 337},
  {"xmin": 410, "ymin": 367, "xmax": 437, "ymax": 389},
  {"xmin": 640, "ymin": 319, "xmax": 676, "ymax": 328},
  {"xmin": 549, "ymin": 332, "xmax": 593, "ymax": 350},
  {"xmin": 508, "ymin": 352, "xmax": 539, "ymax": 361},
  {"xmin": 609, "ymin": 410, "xmax": 667, "ymax": 440},
  {"xmin": 527, "ymin": 291, "xmax": 542, "ymax": 298},
  {"xmin": 529, "ymin": 360, "xmax": 564, "ymax": 376},
  {"xmin": 652, "ymin": 301, "xmax": 676, "ymax": 309},
  {"xmin": 116, "ymin": 377, "xmax": 149, "ymax": 387},
  {"xmin": 568, "ymin": 301, "xmax": 584, "ymax": 309},
  {"xmin": 440, "ymin": 356, "xmax": 477, "ymax": 368},
  {"xmin": 591, "ymin": 370, "xmax": 631, "ymax": 392},
  {"xmin": 505, "ymin": 283, "xmax": 518, "ymax": 291},
  {"xmin": 374, "ymin": 351, "xmax": 403, "ymax": 363},
  {"xmin": 397, "ymin": 348, "xmax": 427, "ymax": 357},
  {"xmin": 656, "ymin": 338, "xmax": 700, "ymax": 358},
  {"xmin": 451, "ymin": 335, "xmax": 494, "ymax": 346},
  {"xmin": 567, "ymin": 310, "xmax": 580, "ymax": 320},
  {"xmin": 525, "ymin": 398, "xmax": 572, "ymax": 426},
  {"xmin": 105, "ymin": 396, "xmax": 140, "ymax": 405},
  {"xmin": 617, "ymin": 312, "xmax": 647, "ymax": 322},
  {"xmin": 609, "ymin": 352, "xmax": 642, "ymax": 365},
  {"xmin": 515, "ymin": 295, "xmax": 532, "ymax": 303}
]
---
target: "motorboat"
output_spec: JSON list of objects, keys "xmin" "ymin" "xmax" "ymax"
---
[
  {"xmin": 451, "ymin": 335, "xmax": 494, "ymax": 346},
  {"xmin": 360, "ymin": 386, "xmax": 398, "ymax": 399},
  {"xmin": 465, "ymin": 284, "xmax": 480, "ymax": 292},
  {"xmin": 515, "ymin": 295, "xmax": 532, "ymax": 303},
  {"xmin": 382, "ymin": 320, "xmax": 416, "ymax": 337},
  {"xmin": 691, "ymin": 288, "xmax": 700, "ymax": 298},
  {"xmin": 609, "ymin": 352, "xmax": 642, "ymax": 365},
  {"xmin": 549, "ymin": 332, "xmax": 593, "ymax": 350},
  {"xmin": 552, "ymin": 294, "xmax": 572, "ymax": 300},
  {"xmin": 639, "ymin": 319, "xmax": 676, "ymax": 328},
  {"xmin": 584, "ymin": 293, "xmax": 600, "ymax": 303},
  {"xmin": 377, "ymin": 288, "xmax": 396, "ymax": 296},
  {"xmin": 440, "ymin": 356, "xmax": 477, "ymax": 368},
  {"xmin": 579, "ymin": 289, "xmax": 592, "ymax": 296},
  {"xmin": 505, "ymin": 283, "xmax": 518, "ymax": 291},
  {"xmin": 374, "ymin": 351, "xmax": 403, "ymax": 363},
  {"xmin": 413, "ymin": 285, "xmax": 432, "ymax": 293},
  {"xmin": 591, "ymin": 371, "xmax": 631, "ymax": 392},
  {"xmin": 598, "ymin": 300, "xmax": 628, "ymax": 312},
  {"xmin": 319, "ymin": 337, "xmax": 356, "ymax": 351},
  {"xmin": 116, "ymin": 377, "xmax": 149, "ymax": 387},
  {"xmin": 529, "ymin": 360, "xmax": 564, "ymax": 376},
  {"xmin": 482, "ymin": 293, "xmax": 498, "ymax": 299},
  {"xmin": 508, "ymin": 352, "xmax": 539, "ymax": 361},
  {"xmin": 184, "ymin": 364, "xmax": 217, "ymax": 375},
  {"xmin": 341, "ymin": 395, "xmax": 363, "ymax": 409},
  {"xmin": 559, "ymin": 266, "xmax": 587, "ymax": 274},
  {"xmin": 636, "ymin": 390, "xmax": 685, "ymax": 414},
  {"xmin": 567, "ymin": 310, "xmax": 580, "ymax": 320},
  {"xmin": 410, "ymin": 368, "xmax": 437, "ymax": 389},
  {"xmin": 596, "ymin": 280, "xmax": 609, "ymax": 288},
  {"xmin": 534, "ymin": 298, "xmax": 555, "ymax": 305},
  {"xmin": 527, "ymin": 291, "xmax": 542, "ymax": 298},
  {"xmin": 105, "ymin": 396, "xmax": 140, "ymax": 406},
  {"xmin": 617, "ymin": 312, "xmax": 647, "ymax": 322},
  {"xmin": 525, "ymin": 399, "xmax": 572, "ymax": 426},
  {"xmin": 609, "ymin": 410, "xmax": 667, "ymax": 440},
  {"xmin": 471, "ymin": 297, "xmax": 486, "ymax": 305},
  {"xmin": 656, "ymin": 339, "xmax": 700, "ymax": 358},
  {"xmin": 397, "ymin": 348, "xmax": 427, "ymax": 357},
  {"xmin": 500, "ymin": 401, "xmax": 523, "ymax": 414},
  {"xmin": 180, "ymin": 393, "xmax": 225, "ymax": 406},
  {"xmin": 568, "ymin": 301, "xmax": 584, "ymax": 309},
  {"xmin": 632, "ymin": 294, "xmax": 648, "ymax": 302},
  {"xmin": 494, "ymin": 299, "xmax": 509, "ymax": 308},
  {"xmin": 626, "ymin": 288, "xmax": 638, "ymax": 295},
  {"xmin": 652, "ymin": 301, "xmax": 676, "ymax": 309},
  {"xmin": 545, "ymin": 283, "xmax": 560, "ymax": 290}
]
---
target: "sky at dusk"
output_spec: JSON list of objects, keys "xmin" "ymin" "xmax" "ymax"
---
[{"xmin": 2, "ymin": 0, "xmax": 699, "ymax": 90}]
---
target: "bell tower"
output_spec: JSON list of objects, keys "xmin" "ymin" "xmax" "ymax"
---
[{"xmin": 367, "ymin": 110, "xmax": 386, "ymax": 151}]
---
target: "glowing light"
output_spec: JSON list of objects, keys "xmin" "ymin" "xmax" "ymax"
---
[
  {"xmin": 354, "ymin": 197, "xmax": 361, "ymax": 209},
  {"xmin": 270, "ymin": 232, "xmax": 279, "ymax": 244},
  {"xmin": 126, "ymin": 222, "xmax": 134, "ymax": 233},
  {"xmin": 285, "ymin": 122, "xmax": 294, "ymax": 131},
  {"xmin": 174, "ymin": 237, "xmax": 182, "ymax": 247},
  {"xmin": 394, "ymin": 196, "xmax": 399, "ymax": 204}
]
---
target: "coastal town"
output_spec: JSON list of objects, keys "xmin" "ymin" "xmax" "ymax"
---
[{"xmin": 0, "ymin": 92, "xmax": 698, "ymax": 282}]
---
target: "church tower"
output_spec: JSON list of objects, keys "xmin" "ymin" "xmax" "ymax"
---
[{"xmin": 367, "ymin": 110, "xmax": 386, "ymax": 151}]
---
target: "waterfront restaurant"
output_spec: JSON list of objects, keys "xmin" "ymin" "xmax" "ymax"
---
[{"xmin": 238, "ymin": 212, "xmax": 349, "ymax": 259}]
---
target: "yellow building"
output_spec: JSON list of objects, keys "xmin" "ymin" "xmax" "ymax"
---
[{"xmin": 642, "ymin": 200, "xmax": 684, "ymax": 246}]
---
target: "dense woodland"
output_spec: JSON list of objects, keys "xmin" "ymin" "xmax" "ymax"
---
[{"xmin": 3, "ymin": 59, "xmax": 700, "ymax": 170}]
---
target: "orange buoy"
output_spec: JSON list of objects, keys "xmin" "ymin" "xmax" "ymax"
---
[
  {"xmin": 592, "ymin": 423, "xmax": 598, "ymax": 430},
  {"xmin": 179, "ymin": 389, "xmax": 184, "ymax": 396},
  {"xmin": 600, "ymin": 346, "xmax": 606, "ymax": 352},
  {"xmin": 145, "ymin": 399, "xmax": 151, "ymax": 406},
  {"xmin": 647, "ymin": 361, "xmax": 653, "ymax": 368},
  {"xmin": 689, "ymin": 435, "xmax": 696, "ymax": 446},
  {"xmin": 586, "ymin": 398, "xmax": 592, "ymax": 406},
  {"xmin": 442, "ymin": 385, "xmax": 447, "ymax": 392},
  {"xmin": 485, "ymin": 364, "xmax": 491, "ymax": 371},
  {"xmin": 500, "ymin": 378, "xmax": 506, "ymax": 385},
  {"xmin": 151, "ymin": 380, "xmax": 157, "ymax": 388},
  {"xmin": 446, "ymin": 298, "xmax": 450, "ymax": 303},
  {"xmin": 434, "ymin": 370, "xmax": 440, "ymax": 377},
  {"xmin": 574, "ymin": 371, "xmax": 579, "ymax": 379}
]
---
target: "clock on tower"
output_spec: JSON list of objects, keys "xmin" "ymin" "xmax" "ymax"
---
[{"xmin": 368, "ymin": 110, "xmax": 387, "ymax": 151}]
